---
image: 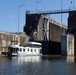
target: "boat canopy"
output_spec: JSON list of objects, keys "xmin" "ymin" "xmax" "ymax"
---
[{"xmin": 23, "ymin": 42, "xmax": 42, "ymax": 46}]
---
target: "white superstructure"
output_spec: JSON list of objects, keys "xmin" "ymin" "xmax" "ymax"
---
[{"xmin": 7, "ymin": 42, "xmax": 42, "ymax": 56}]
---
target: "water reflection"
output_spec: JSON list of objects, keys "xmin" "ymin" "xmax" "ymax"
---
[
  {"xmin": 12, "ymin": 56, "xmax": 42, "ymax": 65},
  {"xmin": 67, "ymin": 56, "xmax": 75, "ymax": 63},
  {"xmin": 1, "ymin": 56, "xmax": 76, "ymax": 75}
]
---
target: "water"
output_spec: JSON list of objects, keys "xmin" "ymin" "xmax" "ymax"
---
[{"xmin": 0, "ymin": 55, "xmax": 76, "ymax": 75}]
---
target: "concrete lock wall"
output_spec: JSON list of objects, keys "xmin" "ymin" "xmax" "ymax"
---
[{"xmin": 0, "ymin": 32, "xmax": 27, "ymax": 54}]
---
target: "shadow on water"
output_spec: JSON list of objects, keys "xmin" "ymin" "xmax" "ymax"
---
[{"xmin": 42, "ymin": 55, "xmax": 62, "ymax": 61}]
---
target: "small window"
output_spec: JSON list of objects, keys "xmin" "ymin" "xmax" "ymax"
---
[
  {"xmin": 20, "ymin": 49, "xmax": 22, "ymax": 52},
  {"xmin": 31, "ymin": 49, "xmax": 32, "ymax": 52},
  {"xmin": 28, "ymin": 49, "xmax": 29, "ymax": 51},
  {"xmin": 34, "ymin": 49, "xmax": 36, "ymax": 52},
  {"xmin": 23, "ymin": 49, "xmax": 25, "ymax": 52},
  {"xmin": 16, "ymin": 48, "xmax": 19, "ymax": 51},
  {"xmin": 40, "ymin": 49, "xmax": 42, "ymax": 53}
]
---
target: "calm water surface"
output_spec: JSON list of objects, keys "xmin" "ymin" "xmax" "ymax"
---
[{"xmin": 0, "ymin": 55, "xmax": 76, "ymax": 75}]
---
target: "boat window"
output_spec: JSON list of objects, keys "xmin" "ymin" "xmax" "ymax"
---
[
  {"xmin": 23, "ymin": 49, "xmax": 25, "ymax": 52},
  {"xmin": 28, "ymin": 49, "xmax": 29, "ymax": 51},
  {"xmin": 20, "ymin": 49, "xmax": 22, "ymax": 52},
  {"xmin": 17, "ymin": 48, "xmax": 19, "ymax": 51},
  {"xmin": 15, "ymin": 48, "xmax": 18, "ymax": 52},
  {"xmin": 40, "ymin": 49, "xmax": 42, "ymax": 53},
  {"xmin": 34, "ymin": 49, "xmax": 36, "ymax": 52},
  {"xmin": 31, "ymin": 49, "xmax": 32, "ymax": 52}
]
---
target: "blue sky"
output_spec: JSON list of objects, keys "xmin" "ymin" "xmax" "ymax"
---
[{"xmin": 0, "ymin": 0, "xmax": 75, "ymax": 32}]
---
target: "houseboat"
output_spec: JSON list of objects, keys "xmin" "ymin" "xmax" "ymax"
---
[{"xmin": 2, "ymin": 41, "xmax": 42, "ymax": 56}]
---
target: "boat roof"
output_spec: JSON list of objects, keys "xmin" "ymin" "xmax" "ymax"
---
[
  {"xmin": 9, "ymin": 44, "xmax": 19, "ymax": 48},
  {"xmin": 23, "ymin": 41, "xmax": 42, "ymax": 46},
  {"xmin": 9, "ymin": 42, "xmax": 42, "ymax": 48}
]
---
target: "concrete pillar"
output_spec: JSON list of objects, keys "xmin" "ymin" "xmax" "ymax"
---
[{"xmin": 61, "ymin": 34, "xmax": 74, "ymax": 56}]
